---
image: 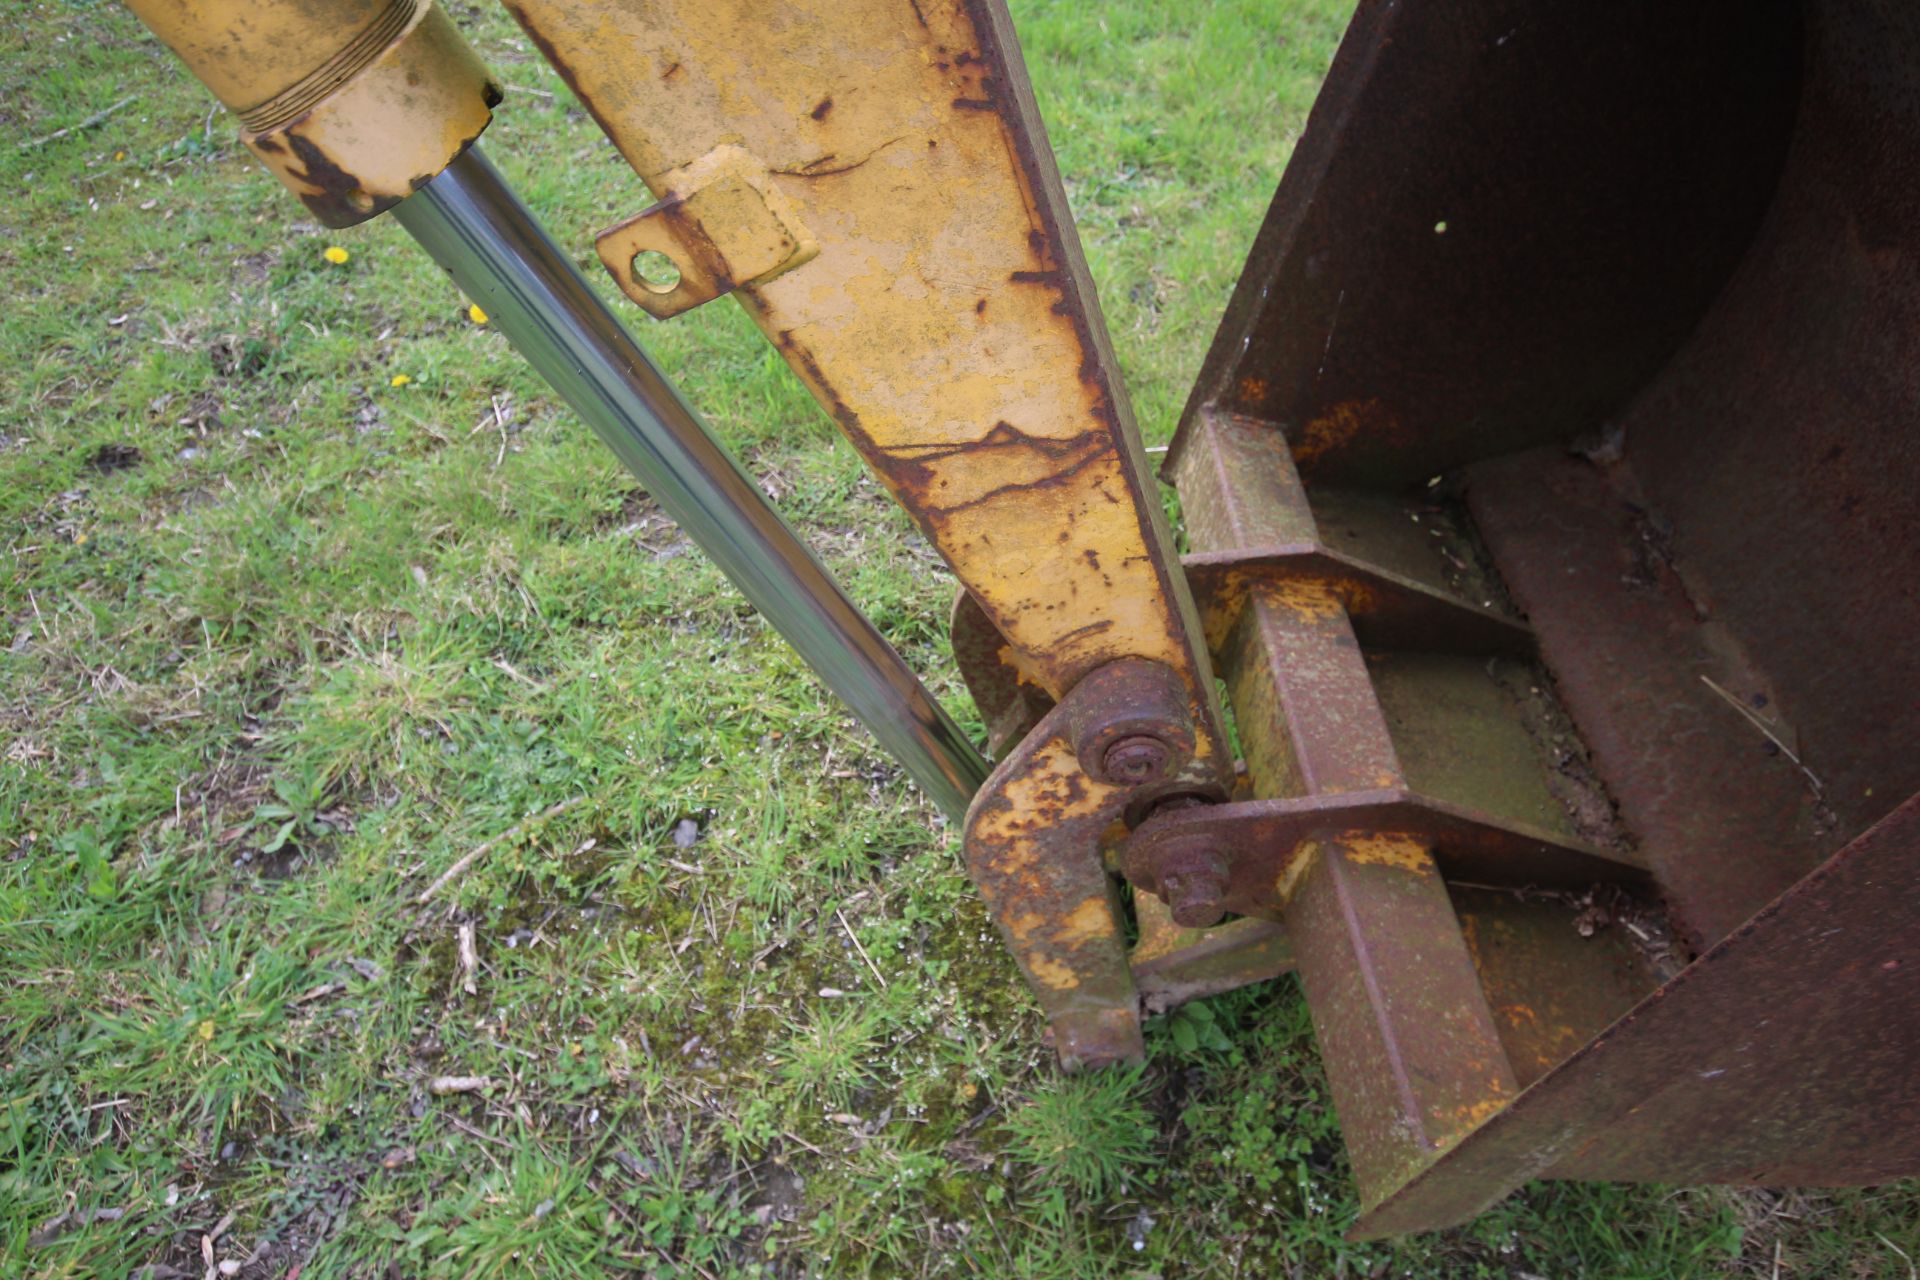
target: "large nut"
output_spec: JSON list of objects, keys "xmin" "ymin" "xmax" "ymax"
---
[
  {"xmin": 1067, "ymin": 659, "xmax": 1196, "ymax": 787},
  {"xmin": 1103, "ymin": 734, "xmax": 1175, "ymax": 786},
  {"xmin": 1146, "ymin": 833, "xmax": 1230, "ymax": 928}
]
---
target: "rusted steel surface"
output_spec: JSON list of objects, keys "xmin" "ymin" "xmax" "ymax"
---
[
  {"xmin": 500, "ymin": 0, "xmax": 1223, "ymax": 757},
  {"xmin": 1169, "ymin": 406, "xmax": 1527, "ymax": 1210},
  {"xmin": 1605, "ymin": 1, "xmax": 1920, "ymax": 854},
  {"xmin": 1360, "ymin": 793, "xmax": 1920, "ymax": 1236},
  {"xmin": 962, "ymin": 660, "xmax": 1212, "ymax": 1069},
  {"xmin": 1128, "ymin": 894, "xmax": 1292, "ymax": 1015},
  {"xmin": 127, "ymin": 0, "xmax": 499, "ymax": 226},
  {"xmin": 949, "ymin": 589, "xmax": 1050, "ymax": 760},
  {"xmin": 1230, "ymin": 586, "xmax": 1401, "ymax": 799},
  {"xmin": 1121, "ymin": 789, "xmax": 1642, "ymax": 923},
  {"xmin": 1182, "ymin": 547, "xmax": 1530, "ymax": 661},
  {"xmin": 1065, "ymin": 659, "xmax": 1194, "ymax": 789},
  {"xmin": 1174, "ymin": 409, "xmax": 1320, "ymax": 547},
  {"xmin": 1163, "ymin": 0, "xmax": 1803, "ymax": 490},
  {"xmin": 1170, "ymin": 0, "xmax": 1920, "ymax": 1232},
  {"xmin": 1467, "ymin": 451, "xmax": 1831, "ymax": 949},
  {"xmin": 1290, "ymin": 834, "xmax": 1519, "ymax": 1205},
  {"xmin": 1451, "ymin": 887, "xmax": 1659, "ymax": 1091},
  {"xmin": 1170, "ymin": 408, "xmax": 1527, "ymax": 660}
]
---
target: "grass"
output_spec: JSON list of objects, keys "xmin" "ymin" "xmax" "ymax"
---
[
  {"xmin": 1, "ymin": 0, "xmax": 1917, "ymax": 1276},
  {"xmin": 1002, "ymin": 1063, "xmax": 1155, "ymax": 1203}
]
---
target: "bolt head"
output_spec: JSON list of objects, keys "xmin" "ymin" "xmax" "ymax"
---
[
  {"xmin": 1137, "ymin": 834, "xmax": 1230, "ymax": 928},
  {"xmin": 1162, "ymin": 868, "xmax": 1227, "ymax": 928},
  {"xmin": 1103, "ymin": 734, "xmax": 1173, "ymax": 786}
]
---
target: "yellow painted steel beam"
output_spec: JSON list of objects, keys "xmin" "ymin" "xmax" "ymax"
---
[{"xmin": 500, "ymin": 0, "xmax": 1223, "ymax": 748}]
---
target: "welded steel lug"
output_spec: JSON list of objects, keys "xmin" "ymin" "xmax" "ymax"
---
[
  {"xmin": 964, "ymin": 659, "xmax": 1213, "ymax": 1069},
  {"xmin": 1067, "ymin": 659, "xmax": 1195, "ymax": 787}
]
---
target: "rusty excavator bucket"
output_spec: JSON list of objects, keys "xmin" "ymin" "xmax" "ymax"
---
[
  {"xmin": 1150, "ymin": 0, "xmax": 1920, "ymax": 1233},
  {"xmin": 129, "ymin": 0, "xmax": 1920, "ymax": 1234}
]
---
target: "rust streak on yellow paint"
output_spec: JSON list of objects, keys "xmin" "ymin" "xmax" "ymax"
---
[
  {"xmin": 1252, "ymin": 576, "xmax": 1348, "ymax": 624},
  {"xmin": 125, "ymin": 0, "xmax": 499, "ymax": 227},
  {"xmin": 498, "ymin": 0, "xmax": 1219, "ymax": 723}
]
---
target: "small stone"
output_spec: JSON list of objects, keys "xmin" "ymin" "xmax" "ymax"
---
[{"xmin": 672, "ymin": 818, "xmax": 700, "ymax": 848}]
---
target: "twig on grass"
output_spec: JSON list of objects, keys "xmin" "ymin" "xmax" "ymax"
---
[
  {"xmin": 837, "ymin": 908, "xmax": 888, "ymax": 988},
  {"xmin": 20, "ymin": 96, "xmax": 134, "ymax": 151},
  {"xmin": 416, "ymin": 795, "xmax": 585, "ymax": 905},
  {"xmin": 28, "ymin": 1205, "xmax": 124, "ymax": 1249}
]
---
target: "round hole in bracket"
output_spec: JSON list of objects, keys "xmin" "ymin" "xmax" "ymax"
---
[
  {"xmin": 631, "ymin": 249, "xmax": 682, "ymax": 295},
  {"xmin": 345, "ymin": 188, "xmax": 376, "ymax": 215}
]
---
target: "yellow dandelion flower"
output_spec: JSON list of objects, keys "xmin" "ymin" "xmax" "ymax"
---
[
  {"xmin": 468, "ymin": 303, "xmax": 489, "ymax": 326},
  {"xmin": 113, "ymin": 150, "xmax": 126, "ymax": 162},
  {"xmin": 389, "ymin": 374, "xmax": 412, "ymax": 387},
  {"xmin": 322, "ymin": 245, "xmax": 350, "ymax": 265}
]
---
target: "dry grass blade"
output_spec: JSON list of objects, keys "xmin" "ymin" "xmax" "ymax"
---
[{"xmin": 415, "ymin": 795, "xmax": 585, "ymax": 905}]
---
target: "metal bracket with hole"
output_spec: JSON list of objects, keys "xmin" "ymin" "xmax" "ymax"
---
[{"xmin": 594, "ymin": 145, "xmax": 818, "ymax": 319}]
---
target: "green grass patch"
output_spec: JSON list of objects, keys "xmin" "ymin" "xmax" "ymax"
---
[{"xmin": 3, "ymin": 1, "xmax": 1917, "ymax": 1276}]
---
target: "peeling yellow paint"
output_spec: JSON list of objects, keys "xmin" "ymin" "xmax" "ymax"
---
[
  {"xmin": 1338, "ymin": 832, "xmax": 1433, "ymax": 874},
  {"xmin": 1028, "ymin": 955, "xmax": 1081, "ymax": 991},
  {"xmin": 1290, "ymin": 397, "xmax": 1400, "ymax": 469},
  {"xmin": 1449, "ymin": 1095, "xmax": 1508, "ymax": 1130},
  {"xmin": 1004, "ymin": 910, "xmax": 1047, "ymax": 946},
  {"xmin": 1253, "ymin": 576, "xmax": 1348, "ymax": 624},
  {"xmin": 1271, "ymin": 839, "xmax": 1323, "ymax": 907},
  {"xmin": 973, "ymin": 737, "xmax": 1118, "ymax": 850},
  {"xmin": 1057, "ymin": 895, "xmax": 1117, "ymax": 947}
]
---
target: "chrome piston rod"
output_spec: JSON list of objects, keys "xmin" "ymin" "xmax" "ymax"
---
[{"xmin": 393, "ymin": 144, "xmax": 989, "ymax": 820}]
